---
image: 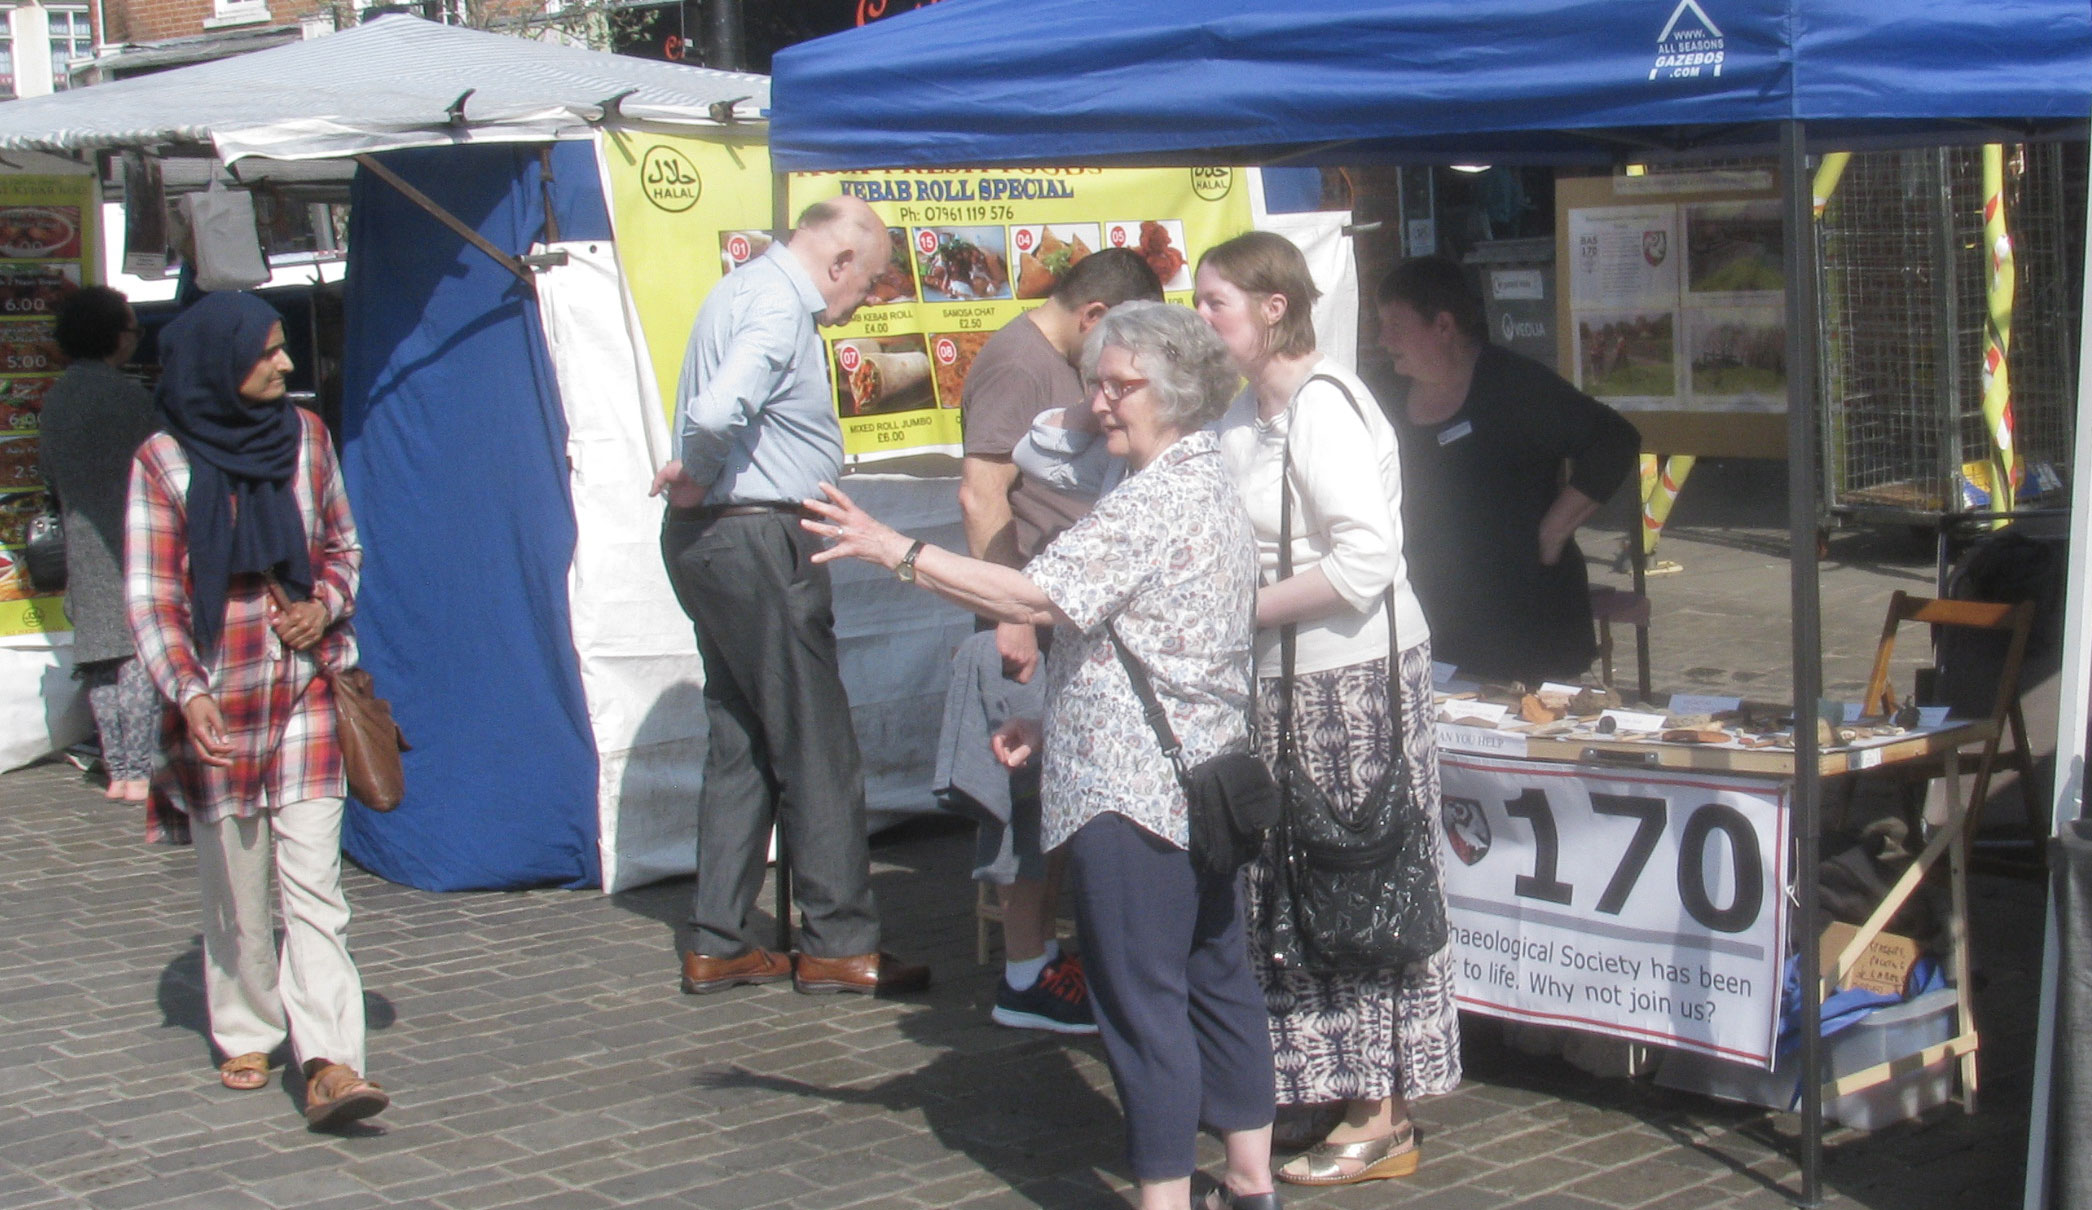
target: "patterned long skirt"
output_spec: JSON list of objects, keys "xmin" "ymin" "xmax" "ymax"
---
[{"xmin": 1246, "ymin": 639, "xmax": 1462, "ymax": 1104}]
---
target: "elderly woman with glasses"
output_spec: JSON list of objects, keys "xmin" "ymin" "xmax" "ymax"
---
[{"xmin": 806, "ymin": 301, "xmax": 1280, "ymax": 1210}]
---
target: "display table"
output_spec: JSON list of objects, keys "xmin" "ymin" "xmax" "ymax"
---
[{"xmin": 1435, "ymin": 709, "xmax": 1988, "ymax": 1108}]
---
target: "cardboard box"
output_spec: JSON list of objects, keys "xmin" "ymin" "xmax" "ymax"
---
[{"xmin": 1820, "ymin": 921, "xmax": 1920, "ymax": 996}]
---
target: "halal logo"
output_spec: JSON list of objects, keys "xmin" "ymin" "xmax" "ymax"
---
[
  {"xmin": 1443, "ymin": 796, "xmax": 1492, "ymax": 866},
  {"xmin": 1190, "ymin": 167, "xmax": 1234, "ymax": 202},
  {"xmin": 1650, "ymin": 0, "xmax": 1725, "ymax": 82},
  {"xmin": 640, "ymin": 146, "xmax": 702, "ymax": 213},
  {"xmin": 1643, "ymin": 230, "xmax": 1668, "ymax": 266}
]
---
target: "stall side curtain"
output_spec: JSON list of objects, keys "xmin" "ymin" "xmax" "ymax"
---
[{"xmin": 336, "ymin": 142, "xmax": 612, "ymax": 890}]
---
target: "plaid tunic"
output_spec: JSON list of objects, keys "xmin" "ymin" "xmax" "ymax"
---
[{"xmin": 126, "ymin": 409, "xmax": 361, "ymax": 823}]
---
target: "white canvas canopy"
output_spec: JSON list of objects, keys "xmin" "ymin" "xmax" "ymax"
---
[{"xmin": 0, "ymin": 14, "xmax": 768, "ymax": 163}]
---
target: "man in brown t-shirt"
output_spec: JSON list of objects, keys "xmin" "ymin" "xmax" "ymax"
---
[{"xmin": 954, "ymin": 249, "xmax": 1162, "ymax": 1032}]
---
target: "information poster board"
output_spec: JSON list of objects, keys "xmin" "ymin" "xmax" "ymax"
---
[
  {"xmin": 1556, "ymin": 169, "xmax": 1785, "ymax": 457},
  {"xmin": 0, "ymin": 174, "xmax": 97, "ymax": 637},
  {"xmin": 598, "ymin": 132, "xmax": 775, "ymax": 425},
  {"xmin": 787, "ymin": 167, "xmax": 1254, "ymax": 460},
  {"xmin": 1439, "ymin": 753, "xmax": 1790, "ymax": 1068}
]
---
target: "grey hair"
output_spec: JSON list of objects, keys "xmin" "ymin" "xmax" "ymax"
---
[{"xmin": 1079, "ymin": 301, "xmax": 1239, "ymax": 431}]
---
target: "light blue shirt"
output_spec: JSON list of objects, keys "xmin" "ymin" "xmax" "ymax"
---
[{"xmin": 676, "ymin": 243, "xmax": 841, "ymax": 503}]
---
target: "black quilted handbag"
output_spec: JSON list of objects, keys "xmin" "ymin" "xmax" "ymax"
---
[
  {"xmin": 23, "ymin": 492, "xmax": 65, "ymax": 594},
  {"xmin": 1264, "ymin": 376, "xmax": 1448, "ymax": 974}
]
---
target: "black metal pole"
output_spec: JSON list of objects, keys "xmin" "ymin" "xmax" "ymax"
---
[
  {"xmin": 1781, "ymin": 120, "xmax": 1826, "ymax": 1209},
  {"xmin": 771, "ymin": 166, "xmax": 793, "ymax": 956},
  {"xmin": 705, "ymin": 0, "xmax": 745, "ymax": 71}
]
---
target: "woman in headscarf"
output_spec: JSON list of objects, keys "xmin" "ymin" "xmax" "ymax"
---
[{"xmin": 125, "ymin": 291, "xmax": 387, "ymax": 1128}]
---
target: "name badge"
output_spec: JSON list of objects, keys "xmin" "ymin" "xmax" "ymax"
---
[{"xmin": 1437, "ymin": 420, "xmax": 1473, "ymax": 446}]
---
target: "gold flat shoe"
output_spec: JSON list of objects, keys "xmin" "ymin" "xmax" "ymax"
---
[{"xmin": 1274, "ymin": 1123, "xmax": 1419, "ymax": 1186}]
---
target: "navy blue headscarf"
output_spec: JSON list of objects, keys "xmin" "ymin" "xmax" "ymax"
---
[{"xmin": 153, "ymin": 291, "xmax": 311, "ymax": 655}]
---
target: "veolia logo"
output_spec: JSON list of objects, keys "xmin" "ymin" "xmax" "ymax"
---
[
  {"xmin": 640, "ymin": 146, "xmax": 702, "ymax": 213},
  {"xmin": 1190, "ymin": 167, "xmax": 1234, "ymax": 202},
  {"xmin": 1650, "ymin": 0, "xmax": 1725, "ymax": 82}
]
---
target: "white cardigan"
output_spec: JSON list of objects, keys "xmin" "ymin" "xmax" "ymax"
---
[{"xmin": 1216, "ymin": 358, "xmax": 1431, "ymax": 678}]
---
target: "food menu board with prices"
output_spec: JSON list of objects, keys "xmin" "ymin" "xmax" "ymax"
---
[
  {"xmin": 784, "ymin": 167, "xmax": 1253, "ymax": 460},
  {"xmin": 0, "ymin": 174, "xmax": 97, "ymax": 637}
]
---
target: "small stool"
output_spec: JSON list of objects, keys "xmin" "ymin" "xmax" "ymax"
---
[{"xmin": 1589, "ymin": 584, "xmax": 1652, "ymax": 701}]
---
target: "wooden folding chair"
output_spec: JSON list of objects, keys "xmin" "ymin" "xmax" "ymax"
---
[
  {"xmin": 1860, "ymin": 590, "xmax": 2036, "ymax": 835},
  {"xmin": 1823, "ymin": 590, "xmax": 2035, "ymax": 1113}
]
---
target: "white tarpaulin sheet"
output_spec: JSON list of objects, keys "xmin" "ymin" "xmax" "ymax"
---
[
  {"xmin": 0, "ymin": 633, "xmax": 90, "ymax": 772},
  {"xmin": 0, "ymin": 15, "xmax": 768, "ymax": 162},
  {"xmin": 533, "ymin": 238, "xmax": 707, "ymax": 893}
]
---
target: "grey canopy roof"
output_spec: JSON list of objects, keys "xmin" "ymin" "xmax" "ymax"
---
[{"xmin": 0, "ymin": 15, "xmax": 769, "ymax": 162}]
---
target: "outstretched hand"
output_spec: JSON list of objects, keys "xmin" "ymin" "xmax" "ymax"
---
[{"xmin": 801, "ymin": 482, "xmax": 911, "ymax": 569}]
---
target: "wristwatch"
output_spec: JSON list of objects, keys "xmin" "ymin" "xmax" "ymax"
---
[{"xmin": 895, "ymin": 539, "xmax": 927, "ymax": 583}]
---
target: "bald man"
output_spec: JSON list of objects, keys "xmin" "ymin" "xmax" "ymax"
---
[{"xmin": 654, "ymin": 196, "xmax": 929, "ymax": 997}]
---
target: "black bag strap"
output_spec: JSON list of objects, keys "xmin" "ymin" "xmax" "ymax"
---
[
  {"xmin": 1104, "ymin": 619, "xmax": 1192, "ymax": 788},
  {"xmin": 1276, "ymin": 372, "xmax": 1403, "ymax": 763}
]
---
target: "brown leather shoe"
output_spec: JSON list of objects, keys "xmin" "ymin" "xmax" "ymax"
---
[
  {"xmin": 792, "ymin": 951, "xmax": 931, "ymax": 996},
  {"xmin": 680, "ymin": 947, "xmax": 792, "ymax": 994}
]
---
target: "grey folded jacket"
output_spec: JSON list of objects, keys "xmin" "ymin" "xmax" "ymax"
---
[{"xmin": 932, "ymin": 628, "xmax": 1048, "ymax": 824}]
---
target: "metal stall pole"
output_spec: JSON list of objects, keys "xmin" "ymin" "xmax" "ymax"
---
[
  {"xmin": 1781, "ymin": 120, "xmax": 1828, "ymax": 1209},
  {"xmin": 1930, "ymin": 148, "xmax": 1967, "ymax": 591},
  {"xmin": 2021, "ymin": 126, "xmax": 2092, "ymax": 1210}
]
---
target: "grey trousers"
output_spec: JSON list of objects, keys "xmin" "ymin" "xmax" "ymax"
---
[{"xmin": 662, "ymin": 509, "xmax": 879, "ymax": 959}]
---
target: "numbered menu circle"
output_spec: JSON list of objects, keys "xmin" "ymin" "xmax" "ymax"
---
[
  {"xmin": 916, "ymin": 228, "xmax": 940, "ymax": 257},
  {"xmin": 837, "ymin": 344, "xmax": 863, "ymax": 373},
  {"xmin": 726, "ymin": 233, "xmax": 751, "ymax": 263},
  {"xmin": 934, "ymin": 337, "xmax": 957, "ymax": 365}
]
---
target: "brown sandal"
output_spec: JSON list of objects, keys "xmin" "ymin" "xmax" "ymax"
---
[
  {"xmin": 218, "ymin": 1052, "xmax": 271, "ymax": 1091},
  {"xmin": 1275, "ymin": 1120, "xmax": 1420, "ymax": 1186},
  {"xmin": 301, "ymin": 1060, "xmax": 389, "ymax": 1129}
]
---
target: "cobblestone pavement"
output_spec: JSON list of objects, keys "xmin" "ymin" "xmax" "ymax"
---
[{"xmin": 0, "ymin": 501, "xmax": 2047, "ymax": 1210}]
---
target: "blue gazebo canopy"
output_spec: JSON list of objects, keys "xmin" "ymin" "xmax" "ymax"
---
[{"xmin": 770, "ymin": 0, "xmax": 2092, "ymax": 169}]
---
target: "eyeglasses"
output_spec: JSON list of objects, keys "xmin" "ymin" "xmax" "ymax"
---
[{"xmin": 1093, "ymin": 376, "xmax": 1150, "ymax": 403}]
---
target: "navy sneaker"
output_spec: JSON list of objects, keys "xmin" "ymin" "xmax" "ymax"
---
[{"xmin": 991, "ymin": 952, "xmax": 1098, "ymax": 1034}]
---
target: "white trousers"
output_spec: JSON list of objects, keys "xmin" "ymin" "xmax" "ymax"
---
[{"xmin": 191, "ymin": 796, "xmax": 367, "ymax": 1073}]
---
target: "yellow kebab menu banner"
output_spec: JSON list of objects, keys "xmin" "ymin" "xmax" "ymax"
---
[{"xmin": 787, "ymin": 166, "xmax": 1253, "ymax": 460}]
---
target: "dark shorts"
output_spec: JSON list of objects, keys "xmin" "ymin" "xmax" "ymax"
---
[{"xmin": 972, "ymin": 760, "xmax": 1046, "ymax": 885}]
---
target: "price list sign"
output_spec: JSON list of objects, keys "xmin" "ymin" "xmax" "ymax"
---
[
  {"xmin": 1439, "ymin": 753, "xmax": 1791, "ymax": 1067},
  {"xmin": 0, "ymin": 174, "xmax": 97, "ymax": 636}
]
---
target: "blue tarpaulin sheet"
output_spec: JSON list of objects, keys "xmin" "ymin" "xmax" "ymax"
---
[
  {"xmin": 337, "ymin": 142, "xmax": 612, "ymax": 891},
  {"xmin": 771, "ymin": 0, "xmax": 2092, "ymax": 169}
]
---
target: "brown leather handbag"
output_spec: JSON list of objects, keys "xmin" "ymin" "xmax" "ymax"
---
[{"xmin": 267, "ymin": 579, "xmax": 409, "ymax": 810}]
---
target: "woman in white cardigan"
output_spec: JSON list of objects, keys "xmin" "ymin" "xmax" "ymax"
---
[{"xmin": 1195, "ymin": 232, "xmax": 1460, "ymax": 1187}]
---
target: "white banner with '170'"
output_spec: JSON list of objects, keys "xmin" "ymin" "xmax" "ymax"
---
[{"xmin": 1438, "ymin": 754, "xmax": 1790, "ymax": 1068}]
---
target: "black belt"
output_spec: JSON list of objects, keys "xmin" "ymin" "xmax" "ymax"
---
[{"xmin": 673, "ymin": 500, "xmax": 810, "ymax": 520}]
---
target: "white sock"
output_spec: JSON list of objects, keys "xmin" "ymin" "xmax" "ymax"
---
[{"xmin": 1005, "ymin": 939, "xmax": 1060, "ymax": 991}]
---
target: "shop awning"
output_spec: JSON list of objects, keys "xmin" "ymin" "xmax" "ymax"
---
[{"xmin": 0, "ymin": 14, "xmax": 769, "ymax": 163}]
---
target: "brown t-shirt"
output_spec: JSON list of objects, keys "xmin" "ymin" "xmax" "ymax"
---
[{"xmin": 960, "ymin": 312, "xmax": 1091, "ymax": 559}]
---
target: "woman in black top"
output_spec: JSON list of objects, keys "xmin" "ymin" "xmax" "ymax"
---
[
  {"xmin": 1375, "ymin": 257, "xmax": 1640, "ymax": 685},
  {"xmin": 37, "ymin": 286, "xmax": 158, "ymax": 801}
]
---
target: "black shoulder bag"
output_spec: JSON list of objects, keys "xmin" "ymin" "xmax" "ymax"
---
[
  {"xmin": 1265, "ymin": 374, "xmax": 1449, "ymax": 973},
  {"xmin": 23, "ymin": 486, "xmax": 65, "ymax": 594},
  {"xmin": 1104, "ymin": 619, "xmax": 1279, "ymax": 877}
]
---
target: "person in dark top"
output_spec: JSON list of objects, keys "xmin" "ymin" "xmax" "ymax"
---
[{"xmin": 1376, "ymin": 256, "xmax": 1639, "ymax": 685}]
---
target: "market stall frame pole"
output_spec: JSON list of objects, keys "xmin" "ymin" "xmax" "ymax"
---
[
  {"xmin": 2020, "ymin": 124, "xmax": 2092, "ymax": 1210},
  {"xmin": 1781, "ymin": 119, "xmax": 1828, "ymax": 1210},
  {"xmin": 770, "ymin": 166, "xmax": 794, "ymax": 956}
]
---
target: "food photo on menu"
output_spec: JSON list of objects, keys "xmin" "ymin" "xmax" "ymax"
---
[
  {"xmin": 0, "ymin": 374, "xmax": 53, "ymax": 431},
  {"xmin": 1011, "ymin": 223, "xmax": 1098, "ymax": 299},
  {"xmin": 912, "ymin": 225, "xmax": 1010, "ymax": 302},
  {"xmin": 832, "ymin": 334, "xmax": 935, "ymax": 417},
  {"xmin": 929, "ymin": 330, "xmax": 989, "ymax": 407},
  {"xmin": 0, "ymin": 206, "xmax": 82, "ymax": 260},
  {"xmin": 717, "ymin": 228, "xmax": 773, "ymax": 277},
  {"xmin": 1103, "ymin": 218, "xmax": 1190, "ymax": 291},
  {"xmin": 865, "ymin": 227, "xmax": 917, "ymax": 306}
]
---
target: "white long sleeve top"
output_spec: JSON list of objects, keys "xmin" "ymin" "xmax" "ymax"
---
[{"xmin": 1216, "ymin": 358, "xmax": 1430, "ymax": 677}]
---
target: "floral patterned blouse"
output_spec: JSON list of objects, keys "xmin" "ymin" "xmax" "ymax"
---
[{"xmin": 1025, "ymin": 430, "xmax": 1259, "ymax": 852}]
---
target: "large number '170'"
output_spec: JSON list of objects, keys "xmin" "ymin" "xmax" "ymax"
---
[{"xmin": 1501, "ymin": 790, "xmax": 1764, "ymax": 933}]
